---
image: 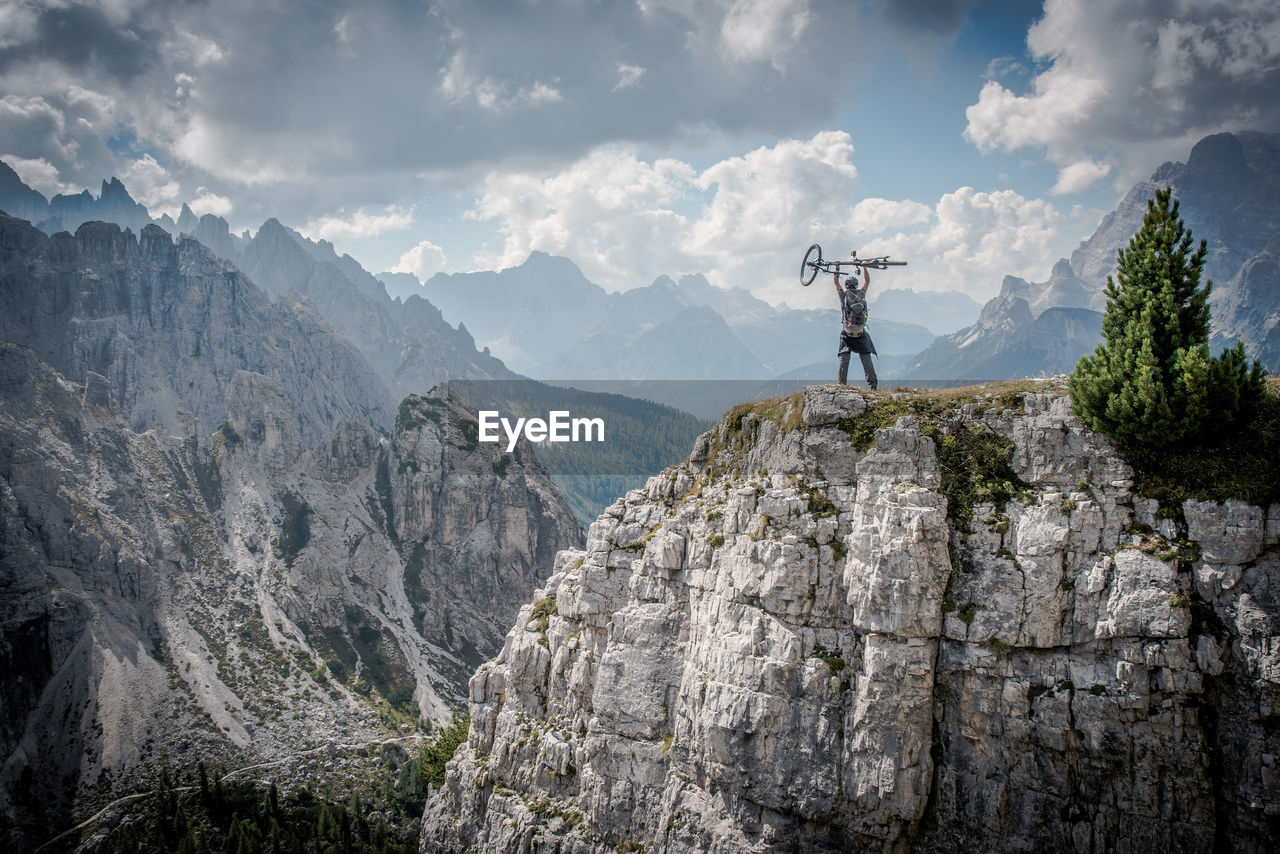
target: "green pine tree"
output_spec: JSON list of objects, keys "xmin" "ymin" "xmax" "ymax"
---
[{"xmin": 1069, "ymin": 186, "xmax": 1264, "ymax": 449}]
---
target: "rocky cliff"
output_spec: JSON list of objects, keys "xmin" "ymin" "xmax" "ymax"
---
[
  {"xmin": 0, "ymin": 340, "xmax": 580, "ymax": 848},
  {"xmin": 0, "ymin": 213, "xmax": 392, "ymax": 444},
  {"xmin": 421, "ymin": 383, "xmax": 1279, "ymax": 853}
]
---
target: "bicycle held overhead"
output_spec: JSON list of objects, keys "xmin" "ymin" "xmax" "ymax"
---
[{"xmin": 800, "ymin": 243, "xmax": 906, "ymax": 286}]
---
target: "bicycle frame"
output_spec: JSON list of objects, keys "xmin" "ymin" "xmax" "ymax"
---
[{"xmin": 800, "ymin": 243, "xmax": 906, "ymax": 286}]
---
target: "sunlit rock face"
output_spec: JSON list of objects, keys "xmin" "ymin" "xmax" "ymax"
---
[{"xmin": 422, "ymin": 384, "xmax": 1279, "ymax": 854}]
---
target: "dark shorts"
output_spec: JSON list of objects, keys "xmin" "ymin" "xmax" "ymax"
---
[{"xmin": 838, "ymin": 331, "xmax": 876, "ymax": 356}]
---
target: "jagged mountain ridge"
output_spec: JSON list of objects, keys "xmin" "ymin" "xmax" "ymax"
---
[
  {"xmin": 902, "ymin": 265, "xmax": 1104, "ymax": 381},
  {"xmin": 0, "ymin": 162, "xmax": 518, "ymax": 402},
  {"xmin": 228, "ymin": 218, "xmax": 518, "ymax": 397},
  {"xmin": 0, "ymin": 200, "xmax": 586, "ymax": 847},
  {"xmin": 421, "ymin": 384, "xmax": 1280, "ymax": 853},
  {"xmin": 0, "ymin": 214, "xmax": 392, "ymax": 443},
  {"xmin": 906, "ymin": 131, "xmax": 1280, "ymax": 380},
  {"xmin": 423, "ymin": 255, "xmax": 939, "ymax": 380},
  {"xmin": 0, "ymin": 160, "xmax": 151, "ymax": 237}
]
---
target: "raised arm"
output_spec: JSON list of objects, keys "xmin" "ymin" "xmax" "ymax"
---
[{"xmin": 861, "ymin": 266, "xmax": 872, "ymax": 295}]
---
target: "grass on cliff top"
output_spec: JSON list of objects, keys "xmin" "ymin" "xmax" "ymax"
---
[
  {"xmin": 722, "ymin": 379, "xmax": 1058, "ymax": 433},
  {"xmin": 719, "ymin": 377, "xmax": 1280, "ymax": 508},
  {"xmin": 723, "ymin": 393, "xmax": 805, "ymax": 436},
  {"xmin": 718, "ymin": 380, "xmax": 1049, "ymax": 444}
]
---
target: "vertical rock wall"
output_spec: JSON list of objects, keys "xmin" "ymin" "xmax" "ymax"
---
[{"xmin": 421, "ymin": 384, "xmax": 1280, "ymax": 853}]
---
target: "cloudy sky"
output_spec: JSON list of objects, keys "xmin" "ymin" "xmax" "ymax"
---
[{"xmin": 2, "ymin": 0, "xmax": 1278, "ymax": 307}]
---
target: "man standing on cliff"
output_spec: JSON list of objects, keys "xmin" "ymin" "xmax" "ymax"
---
[{"xmin": 835, "ymin": 265, "xmax": 878, "ymax": 390}]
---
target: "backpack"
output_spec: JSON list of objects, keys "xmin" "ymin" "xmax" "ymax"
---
[{"xmin": 842, "ymin": 289, "xmax": 868, "ymax": 336}]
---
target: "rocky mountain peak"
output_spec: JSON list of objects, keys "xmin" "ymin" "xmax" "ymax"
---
[
  {"xmin": 999, "ymin": 274, "xmax": 1031, "ymax": 297},
  {"xmin": 73, "ymin": 218, "xmax": 141, "ymax": 262},
  {"xmin": 975, "ymin": 291, "xmax": 1033, "ymax": 330},
  {"xmin": 0, "ymin": 160, "xmax": 49, "ymax": 223},
  {"xmin": 1184, "ymin": 131, "xmax": 1251, "ymax": 187},
  {"xmin": 176, "ymin": 202, "xmax": 200, "ymax": 234},
  {"xmin": 254, "ymin": 216, "xmax": 292, "ymax": 242},
  {"xmin": 139, "ymin": 222, "xmax": 177, "ymax": 261},
  {"xmin": 98, "ymin": 176, "xmax": 134, "ymax": 204},
  {"xmin": 1050, "ymin": 257, "xmax": 1074, "ymax": 278},
  {"xmin": 242, "ymin": 217, "xmax": 314, "ymax": 292}
]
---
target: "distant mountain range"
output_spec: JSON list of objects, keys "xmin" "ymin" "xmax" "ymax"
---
[
  {"xmin": 902, "ymin": 131, "xmax": 1280, "ymax": 380},
  {"xmin": 0, "ymin": 163, "xmax": 152, "ymax": 235},
  {"xmin": 413, "ymin": 257, "xmax": 945, "ymax": 381},
  {"xmin": 3, "ymin": 129, "xmax": 1274, "ymax": 393},
  {"xmin": 0, "ymin": 164, "xmax": 711, "ymax": 513}
]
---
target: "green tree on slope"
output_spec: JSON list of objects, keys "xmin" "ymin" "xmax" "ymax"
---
[{"xmin": 1069, "ymin": 187, "xmax": 1265, "ymax": 449}]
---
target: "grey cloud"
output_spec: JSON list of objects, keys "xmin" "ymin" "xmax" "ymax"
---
[
  {"xmin": 0, "ymin": 3, "xmax": 155, "ymax": 79},
  {"xmin": 0, "ymin": 0, "xmax": 962, "ymax": 219}
]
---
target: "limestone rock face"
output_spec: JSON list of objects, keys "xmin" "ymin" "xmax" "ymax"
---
[
  {"xmin": 0, "ymin": 214, "xmax": 392, "ymax": 443},
  {"xmin": 422, "ymin": 384, "xmax": 1280, "ymax": 853},
  {"xmin": 0, "ymin": 345, "xmax": 580, "ymax": 849},
  {"xmin": 0, "ymin": 186, "xmax": 588, "ymax": 850}
]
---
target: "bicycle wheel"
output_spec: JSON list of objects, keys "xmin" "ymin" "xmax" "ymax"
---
[{"xmin": 800, "ymin": 243, "xmax": 821, "ymax": 286}]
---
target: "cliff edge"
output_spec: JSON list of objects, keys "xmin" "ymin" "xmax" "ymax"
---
[{"xmin": 421, "ymin": 382, "xmax": 1279, "ymax": 853}]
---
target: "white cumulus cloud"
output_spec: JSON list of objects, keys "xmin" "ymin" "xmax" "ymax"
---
[
  {"xmin": 1051, "ymin": 159, "xmax": 1111, "ymax": 195},
  {"xmin": 301, "ymin": 206, "xmax": 415, "ymax": 243},
  {"xmin": 468, "ymin": 146, "xmax": 696, "ymax": 285},
  {"xmin": 121, "ymin": 154, "xmax": 182, "ymax": 211},
  {"xmin": 391, "ymin": 239, "xmax": 447, "ymax": 281},
  {"xmin": 2, "ymin": 154, "xmax": 81, "ymax": 197},
  {"xmin": 858, "ymin": 187, "xmax": 1072, "ymax": 294},
  {"xmin": 188, "ymin": 188, "xmax": 232, "ymax": 218},
  {"xmin": 689, "ymin": 131, "xmax": 858, "ymax": 256},
  {"xmin": 720, "ymin": 0, "xmax": 813, "ymax": 66},
  {"xmin": 465, "ymin": 132, "xmax": 1083, "ymax": 306},
  {"xmin": 965, "ymin": 0, "xmax": 1280, "ymax": 190},
  {"xmin": 848, "ymin": 197, "xmax": 933, "ymax": 235}
]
